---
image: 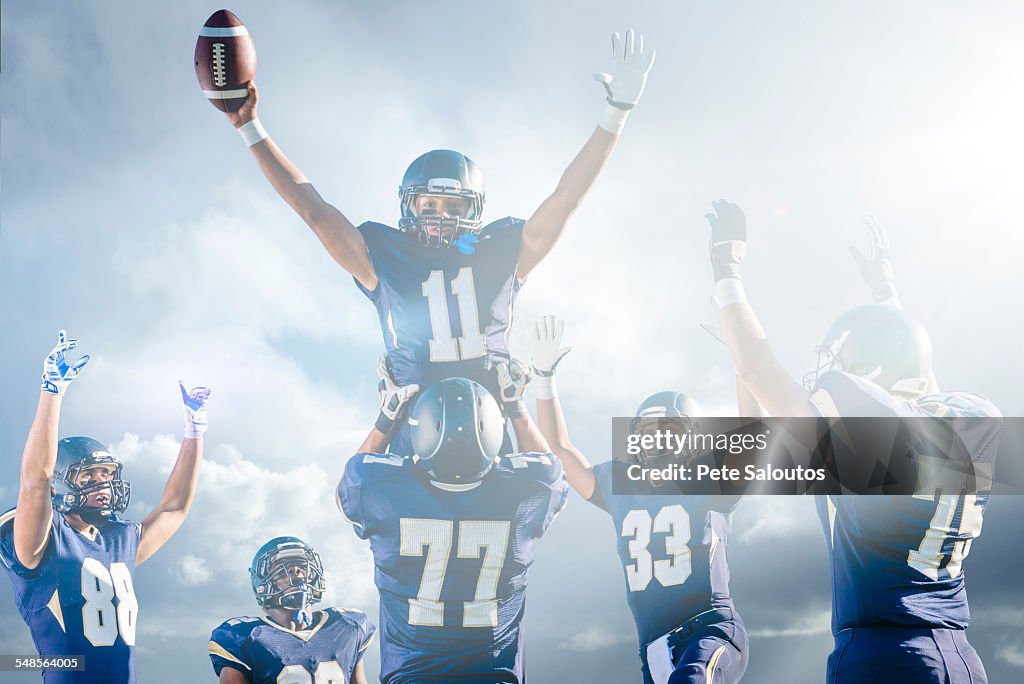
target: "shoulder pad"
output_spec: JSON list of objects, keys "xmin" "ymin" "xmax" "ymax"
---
[
  {"xmin": 498, "ymin": 452, "xmax": 564, "ymax": 484},
  {"xmin": 480, "ymin": 216, "xmax": 525, "ymax": 235},
  {"xmin": 915, "ymin": 392, "xmax": 1002, "ymax": 419}
]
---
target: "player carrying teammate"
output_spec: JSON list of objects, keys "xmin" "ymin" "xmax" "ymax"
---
[
  {"xmin": 217, "ymin": 29, "xmax": 655, "ymax": 453},
  {"xmin": 208, "ymin": 537, "xmax": 375, "ymax": 684},
  {"xmin": 703, "ymin": 201, "xmax": 1001, "ymax": 683},
  {"xmin": 0, "ymin": 330, "xmax": 211, "ymax": 684},
  {"xmin": 530, "ymin": 315, "xmax": 749, "ymax": 684},
  {"xmin": 338, "ymin": 376, "xmax": 568, "ymax": 683}
]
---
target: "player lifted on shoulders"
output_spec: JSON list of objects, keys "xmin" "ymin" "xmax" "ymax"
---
[
  {"xmin": 338, "ymin": 376, "xmax": 567, "ymax": 683},
  {"xmin": 0, "ymin": 331, "xmax": 211, "ymax": 684},
  {"xmin": 216, "ymin": 29, "xmax": 655, "ymax": 453},
  {"xmin": 530, "ymin": 315, "xmax": 749, "ymax": 684},
  {"xmin": 703, "ymin": 201, "xmax": 1001, "ymax": 683},
  {"xmin": 208, "ymin": 537, "xmax": 375, "ymax": 684}
]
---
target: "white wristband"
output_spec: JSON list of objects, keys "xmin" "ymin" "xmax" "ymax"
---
[
  {"xmin": 598, "ymin": 104, "xmax": 630, "ymax": 134},
  {"xmin": 714, "ymin": 278, "xmax": 747, "ymax": 307},
  {"xmin": 534, "ymin": 375, "xmax": 557, "ymax": 400},
  {"xmin": 237, "ymin": 118, "xmax": 268, "ymax": 146}
]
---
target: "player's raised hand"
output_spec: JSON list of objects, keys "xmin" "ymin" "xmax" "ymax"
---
[
  {"xmin": 225, "ymin": 81, "xmax": 259, "ymax": 128},
  {"xmin": 375, "ymin": 355, "xmax": 420, "ymax": 434},
  {"xmin": 849, "ymin": 215, "xmax": 899, "ymax": 304},
  {"xmin": 594, "ymin": 29, "xmax": 656, "ymax": 110},
  {"xmin": 180, "ymin": 381, "xmax": 212, "ymax": 439},
  {"xmin": 41, "ymin": 330, "xmax": 90, "ymax": 395},
  {"xmin": 496, "ymin": 358, "xmax": 533, "ymax": 418},
  {"xmin": 532, "ymin": 315, "xmax": 572, "ymax": 377},
  {"xmin": 706, "ymin": 199, "xmax": 747, "ymax": 283}
]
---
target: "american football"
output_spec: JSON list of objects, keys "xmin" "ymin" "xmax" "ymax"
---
[{"xmin": 194, "ymin": 9, "xmax": 256, "ymax": 112}]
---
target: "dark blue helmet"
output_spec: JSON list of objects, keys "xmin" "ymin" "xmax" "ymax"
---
[
  {"xmin": 630, "ymin": 392, "xmax": 704, "ymax": 466},
  {"xmin": 51, "ymin": 437, "xmax": 130, "ymax": 524},
  {"xmin": 804, "ymin": 303, "xmax": 932, "ymax": 396},
  {"xmin": 398, "ymin": 150, "xmax": 485, "ymax": 248},
  {"xmin": 249, "ymin": 537, "xmax": 326, "ymax": 613},
  {"xmin": 409, "ymin": 378, "xmax": 503, "ymax": 487}
]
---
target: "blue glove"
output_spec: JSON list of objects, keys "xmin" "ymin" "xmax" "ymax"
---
[
  {"xmin": 180, "ymin": 382, "xmax": 212, "ymax": 439},
  {"xmin": 41, "ymin": 330, "xmax": 90, "ymax": 395}
]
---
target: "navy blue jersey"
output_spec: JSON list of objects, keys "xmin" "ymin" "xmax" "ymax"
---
[
  {"xmin": 810, "ymin": 371, "xmax": 1002, "ymax": 632},
  {"xmin": 0, "ymin": 508, "xmax": 141, "ymax": 684},
  {"xmin": 208, "ymin": 607, "xmax": 375, "ymax": 683},
  {"xmin": 589, "ymin": 463, "xmax": 742, "ymax": 648},
  {"xmin": 355, "ymin": 218, "xmax": 525, "ymax": 402},
  {"xmin": 338, "ymin": 451, "xmax": 567, "ymax": 684}
]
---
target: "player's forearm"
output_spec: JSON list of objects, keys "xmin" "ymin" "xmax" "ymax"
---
[
  {"xmin": 357, "ymin": 427, "xmax": 391, "ymax": 455},
  {"xmin": 137, "ymin": 439, "xmax": 203, "ymax": 564},
  {"xmin": 509, "ymin": 415, "xmax": 549, "ymax": 454},
  {"xmin": 156, "ymin": 438, "xmax": 204, "ymax": 514},
  {"xmin": 536, "ymin": 397, "xmax": 596, "ymax": 499},
  {"xmin": 736, "ymin": 373, "xmax": 765, "ymax": 418},
  {"xmin": 518, "ymin": 129, "xmax": 617, "ymax": 275},
  {"xmin": 20, "ymin": 393, "xmax": 62, "ymax": 486},
  {"xmin": 720, "ymin": 303, "xmax": 812, "ymax": 418},
  {"xmin": 13, "ymin": 393, "xmax": 62, "ymax": 566},
  {"xmin": 249, "ymin": 139, "xmax": 324, "ymax": 223},
  {"xmin": 249, "ymin": 141, "xmax": 375, "ymax": 284}
]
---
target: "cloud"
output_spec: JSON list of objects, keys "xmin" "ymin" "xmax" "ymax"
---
[
  {"xmin": 747, "ymin": 609, "xmax": 831, "ymax": 639},
  {"xmin": 997, "ymin": 639, "xmax": 1024, "ymax": 668},
  {"xmin": 558, "ymin": 625, "xmax": 634, "ymax": 652},
  {"xmin": 173, "ymin": 555, "xmax": 213, "ymax": 586}
]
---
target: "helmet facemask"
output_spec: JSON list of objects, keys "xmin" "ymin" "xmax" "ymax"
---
[
  {"xmin": 53, "ymin": 459, "xmax": 131, "ymax": 525},
  {"xmin": 251, "ymin": 541, "xmax": 326, "ymax": 627},
  {"xmin": 399, "ymin": 179, "xmax": 484, "ymax": 249},
  {"xmin": 397, "ymin": 150, "xmax": 486, "ymax": 251}
]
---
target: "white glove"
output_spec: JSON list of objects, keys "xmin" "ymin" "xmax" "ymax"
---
[
  {"xmin": 849, "ymin": 216, "xmax": 899, "ymax": 304},
  {"xmin": 180, "ymin": 382, "xmax": 212, "ymax": 439},
  {"xmin": 41, "ymin": 330, "xmax": 90, "ymax": 395},
  {"xmin": 593, "ymin": 29, "xmax": 656, "ymax": 110},
  {"xmin": 376, "ymin": 356, "xmax": 420, "ymax": 433},
  {"xmin": 496, "ymin": 358, "xmax": 533, "ymax": 418},
  {"xmin": 532, "ymin": 315, "xmax": 572, "ymax": 376}
]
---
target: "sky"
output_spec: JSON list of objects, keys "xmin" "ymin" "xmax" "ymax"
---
[{"xmin": 2, "ymin": 1, "xmax": 1024, "ymax": 682}]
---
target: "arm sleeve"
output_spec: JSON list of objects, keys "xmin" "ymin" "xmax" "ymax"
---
[
  {"xmin": 0, "ymin": 509, "xmax": 48, "ymax": 579},
  {"xmin": 585, "ymin": 462, "xmax": 611, "ymax": 512},
  {"xmin": 338, "ymin": 456, "xmax": 370, "ymax": 539},
  {"xmin": 352, "ymin": 222, "xmax": 380, "ymax": 302}
]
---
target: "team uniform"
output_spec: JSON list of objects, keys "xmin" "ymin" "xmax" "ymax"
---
[
  {"xmin": 208, "ymin": 607, "xmax": 375, "ymax": 683},
  {"xmin": 355, "ymin": 218, "xmax": 524, "ymax": 455},
  {"xmin": 589, "ymin": 463, "xmax": 748, "ymax": 684},
  {"xmin": 810, "ymin": 371, "xmax": 1002, "ymax": 683},
  {"xmin": 0, "ymin": 508, "xmax": 141, "ymax": 684},
  {"xmin": 338, "ymin": 451, "xmax": 567, "ymax": 683}
]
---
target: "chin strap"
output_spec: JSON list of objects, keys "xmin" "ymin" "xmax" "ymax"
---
[{"xmin": 292, "ymin": 584, "xmax": 312, "ymax": 629}]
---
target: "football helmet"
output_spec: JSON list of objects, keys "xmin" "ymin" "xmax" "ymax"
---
[
  {"xmin": 398, "ymin": 149, "xmax": 485, "ymax": 248},
  {"xmin": 804, "ymin": 303, "xmax": 932, "ymax": 396},
  {"xmin": 250, "ymin": 537, "xmax": 326, "ymax": 615},
  {"xmin": 409, "ymin": 377, "xmax": 504, "ymax": 487},
  {"xmin": 630, "ymin": 392, "xmax": 704, "ymax": 466},
  {"xmin": 51, "ymin": 437, "xmax": 130, "ymax": 526}
]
